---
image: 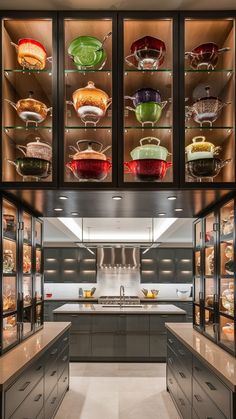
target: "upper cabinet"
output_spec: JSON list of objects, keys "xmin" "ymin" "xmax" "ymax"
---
[
  {"xmin": 1, "ymin": 12, "xmax": 57, "ymax": 186},
  {"xmin": 59, "ymin": 12, "xmax": 117, "ymax": 186},
  {"xmin": 119, "ymin": 13, "xmax": 178, "ymax": 186},
  {"xmin": 0, "ymin": 11, "xmax": 236, "ymax": 189},
  {"xmin": 182, "ymin": 13, "xmax": 235, "ymax": 186}
]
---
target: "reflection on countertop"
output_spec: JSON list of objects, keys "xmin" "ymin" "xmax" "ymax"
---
[
  {"xmin": 53, "ymin": 303, "xmax": 186, "ymax": 315},
  {"xmin": 166, "ymin": 323, "xmax": 236, "ymax": 391}
]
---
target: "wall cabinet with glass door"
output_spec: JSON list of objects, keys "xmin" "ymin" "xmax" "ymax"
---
[
  {"xmin": 182, "ymin": 13, "xmax": 236, "ymax": 186},
  {"xmin": 0, "ymin": 194, "xmax": 44, "ymax": 355},
  {"xmin": 118, "ymin": 13, "xmax": 178, "ymax": 187},
  {"xmin": 0, "ymin": 12, "xmax": 57, "ymax": 187},
  {"xmin": 193, "ymin": 196, "xmax": 236, "ymax": 356},
  {"xmin": 59, "ymin": 12, "xmax": 117, "ymax": 186}
]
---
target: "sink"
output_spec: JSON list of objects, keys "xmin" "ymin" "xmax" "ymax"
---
[{"xmin": 102, "ymin": 305, "xmax": 144, "ymax": 308}]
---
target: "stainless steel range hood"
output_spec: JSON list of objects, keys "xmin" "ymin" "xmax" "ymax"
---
[{"xmin": 97, "ymin": 246, "xmax": 140, "ymax": 270}]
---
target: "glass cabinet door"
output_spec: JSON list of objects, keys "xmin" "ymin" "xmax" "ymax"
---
[
  {"xmin": 219, "ymin": 199, "xmax": 235, "ymax": 352},
  {"xmin": 121, "ymin": 16, "xmax": 175, "ymax": 185},
  {"xmin": 1, "ymin": 14, "xmax": 56, "ymax": 185},
  {"xmin": 34, "ymin": 219, "xmax": 43, "ymax": 329},
  {"xmin": 193, "ymin": 220, "xmax": 202, "ymax": 330},
  {"xmin": 184, "ymin": 16, "xmax": 235, "ymax": 185},
  {"xmin": 21, "ymin": 211, "xmax": 34, "ymax": 338},
  {"xmin": 1, "ymin": 198, "xmax": 19, "ymax": 351},
  {"xmin": 203, "ymin": 212, "xmax": 217, "ymax": 339},
  {"xmin": 62, "ymin": 15, "xmax": 114, "ymax": 185}
]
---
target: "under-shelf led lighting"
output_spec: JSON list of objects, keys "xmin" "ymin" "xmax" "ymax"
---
[
  {"xmin": 181, "ymin": 259, "xmax": 191, "ymax": 262},
  {"xmin": 158, "ymin": 213, "xmax": 166, "ymax": 216},
  {"xmin": 175, "ymin": 208, "xmax": 183, "ymax": 212},
  {"xmin": 54, "ymin": 208, "xmax": 63, "ymax": 212},
  {"xmin": 167, "ymin": 196, "xmax": 177, "ymax": 200},
  {"xmin": 112, "ymin": 196, "xmax": 122, "ymax": 200},
  {"xmin": 46, "ymin": 258, "xmax": 56, "ymax": 262},
  {"xmin": 162, "ymin": 259, "xmax": 172, "ymax": 262},
  {"xmin": 64, "ymin": 270, "xmax": 75, "ymax": 273},
  {"xmin": 59, "ymin": 196, "xmax": 68, "ymax": 200},
  {"xmin": 162, "ymin": 270, "xmax": 172, "ymax": 273},
  {"xmin": 71, "ymin": 212, "xmax": 79, "ymax": 216}
]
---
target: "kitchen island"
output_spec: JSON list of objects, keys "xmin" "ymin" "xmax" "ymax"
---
[{"xmin": 53, "ymin": 304, "xmax": 186, "ymax": 361}]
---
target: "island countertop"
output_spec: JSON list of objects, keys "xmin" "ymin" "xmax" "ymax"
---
[{"xmin": 53, "ymin": 303, "xmax": 186, "ymax": 315}]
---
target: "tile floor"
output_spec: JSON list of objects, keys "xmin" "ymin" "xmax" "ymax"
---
[{"xmin": 55, "ymin": 363, "xmax": 180, "ymax": 419}]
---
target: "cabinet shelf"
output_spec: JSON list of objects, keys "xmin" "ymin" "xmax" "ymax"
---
[
  {"xmin": 125, "ymin": 69, "xmax": 172, "ymax": 73},
  {"xmin": 3, "ymin": 235, "xmax": 16, "ymax": 243},
  {"xmin": 185, "ymin": 69, "xmax": 233, "ymax": 73},
  {"xmin": 3, "ymin": 272, "xmax": 16, "ymax": 276},
  {"xmin": 124, "ymin": 126, "xmax": 172, "ymax": 130},
  {"xmin": 3, "ymin": 309, "xmax": 17, "ymax": 317},
  {"xmin": 65, "ymin": 69, "xmax": 112, "ymax": 73},
  {"xmin": 4, "ymin": 126, "xmax": 52, "ymax": 131},
  {"xmin": 219, "ymin": 311, "xmax": 234, "ymax": 320},
  {"xmin": 185, "ymin": 126, "xmax": 234, "ymax": 130},
  {"xmin": 4, "ymin": 69, "xmax": 52, "ymax": 74}
]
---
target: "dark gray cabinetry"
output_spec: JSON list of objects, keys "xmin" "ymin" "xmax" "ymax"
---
[
  {"xmin": 54, "ymin": 313, "xmax": 186, "ymax": 361},
  {"xmin": 141, "ymin": 248, "xmax": 193, "ymax": 284},
  {"xmin": 2, "ymin": 328, "xmax": 70, "ymax": 419},
  {"xmin": 44, "ymin": 247, "xmax": 97, "ymax": 283},
  {"xmin": 166, "ymin": 330, "xmax": 235, "ymax": 419}
]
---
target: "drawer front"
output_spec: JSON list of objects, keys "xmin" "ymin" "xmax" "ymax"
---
[
  {"xmin": 45, "ymin": 384, "xmax": 58, "ymax": 419},
  {"xmin": 167, "ymin": 345, "xmax": 192, "ymax": 403},
  {"xmin": 167, "ymin": 345, "xmax": 180, "ymax": 377},
  {"xmin": 70, "ymin": 333, "xmax": 91, "ymax": 358},
  {"xmin": 58, "ymin": 365, "xmax": 69, "ymax": 402},
  {"xmin": 166, "ymin": 331, "xmax": 179, "ymax": 354},
  {"xmin": 92, "ymin": 315, "xmax": 119, "ymax": 332},
  {"xmin": 150, "ymin": 333, "xmax": 167, "ymax": 358},
  {"xmin": 176, "ymin": 384, "xmax": 192, "ymax": 419},
  {"xmin": 193, "ymin": 378, "xmax": 227, "ymax": 419},
  {"xmin": 167, "ymin": 366, "xmax": 178, "ymax": 400},
  {"xmin": 193, "ymin": 356, "xmax": 231, "ymax": 418},
  {"xmin": 44, "ymin": 341, "xmax": 59, "ymax": 371},
  {"xmin": 125, "ymin": 334, "xmax": 149, "ymax": 358},
  {"xmin": 59, "ymin": 330, "xmax": 70, "ymax": 353},
  {"xmin": 55, "ymin": 314, "xmax": 91, "ymax": 331},
  {"xmin": 58, "ymin": 345, "xmax": 69, "ymax": 380},
  {"xmin": 10, "ymin": 378, "xmax": 44, "ymax": 419},
  {"xmin": 176, "ymin": 339, "xmax": 192, "ymax": 374},
  {"xmin": 151, "ymin": 315, "xmax": 185, "ymax": 332},
  {"xmin": 5, "ymin": 357, "xmax": 44, "ymax": 419},
  {"xmin": 123, "ymin": 315, "xmax": 149, "ymax": 332},
  {"xmin": 45, "ymin": 360, "xmax": 58, "ymax": 399}
]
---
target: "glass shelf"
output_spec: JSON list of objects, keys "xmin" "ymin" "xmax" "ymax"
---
[
  {"xmin": 124, "ymin": 126, "xmax": 172, "ymax": 130},
  {"xmin": 220, "ymin": 234, "xmax": 233, "ymax": 242},
  {"xmin": 4, "ymin": 126, "xmax": 52, "ymax": 131},
  {"xmin": 65, "ymin": 69, "xmax": 112, "ymax": 73},
  {"xmin": 2, "ymin": 236, "xmax": 16, "ymax": 243},
  {"xmin": 2, "ymin": 272, "xmax": 16, "ymax": 277},
  {"xmin": 4, "ymin": 69, "xmax": 52, "ymax": 74},
  {"xmin": 185, "ymin": 69, "xmax": 233, "ymax": 73},
  {"xmin": 124, "ymin": 69, "xmax": 172, "ymax": 73},
  {"xmin": 185, "ymin": 126, "xmax": 234, "ymax": 130},
  {"xmin": 65, "ymin": 126, "xmax": 112, "ymax": 130},
  {"xmin": 3, "ymin": 309, "xmax": 17, "ymax": 317}
]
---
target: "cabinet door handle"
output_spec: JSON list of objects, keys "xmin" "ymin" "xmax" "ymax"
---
[
  {"xmin": 179, "ymin": 372, "xmax": 186, "ymax": 379},
  {"xmin": 62, "ymin": 355, "xmax": 68, "ymax": 362},
  {"xmin": 179, "ymin": 398, "xmax": 185, "ymax": 406},
  {"xmin": 19, "ymin": 381, "xmax": 31, "ymax": 391},
  {"xmin": 50, "ymin": 370, "xmax": 57, "ymax": 377},
  {"xmin": 205, "ymin": 381, "xmax": 216, "ymax": 391},
  {"xmin": 34, "ymin": 394, "xmax": 42, "ymax": 402},
  {"xmin": 51, "ymin": 397, "xmax": 57, "ymax": 405},
  {"xmin": 194, "ymin": 394, "xmax": 202, "ymax": 402}
]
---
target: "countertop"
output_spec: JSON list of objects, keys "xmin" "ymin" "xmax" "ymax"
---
[
  {"xmin": 53, "ymin": 303, "xmax": 186, "ymax": 315},
  {"xmin": 166, "ymin": 323, "xmax": 236, "ymax": 392},
  {"xmin": 0, "ymin": 322, "xmax": 70, "ymax": 387}
]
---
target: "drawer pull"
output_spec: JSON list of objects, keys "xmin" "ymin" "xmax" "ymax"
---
[
  {"xmin": 168, "ymin": 357, "xmax": 173, "ymax": 365},
  {"xmin": 168, "ymin": 338, "xmax": 174, "ymax": 344},
  {"xmin": 50, "ymin": 370, "xmax": 57, "ymax": 377},
  {"xmin": 36, "ymin": 365, "xmax": 43, "ymax": 371},
  {"xmin": 178, "ymin": 349, "xmax": 185, "ymax": 356},
  {"xmin": 194, "ymin": 366, "xmax": 201, "ymax": 372},
  {"xmin": 179, "ymin": 372, "xmax": 186, "ymax": 379},
  {"xmin": 63, "ymin": 336, "xmax": 68, "ymax": 342},
  {"xmin": 168, "ymin": 378, "xmax": 173, "ymax": 385},
  {"xmin": 63, "ymin": 376, "xmax": 68, "ymax": 383},
  {"xmin": 205, "ymin": 381, "xmax": 216, "ymax": 391},
  {"xmin": 179, "ymin": 398, "xmax": 185, "ymax": 406},
  {"xmin": 19, "ymin": 381, "xmax": 31, "ymax": 392},
  {"xmin": 34, "ymin": 394, "xmax": 42, "ymax": 402},
  {"xmin": 62, "ymin": 355, "xmax": 68, "ymax": 362},
  {"xmin": 50, "ymin": 348, "xmax": 58, "ymax": 356},
  {"xmin": 194, "ymin": 394, "xmax": 202, "ymax": 402},
  {"xmin": 51, "ymin": 397, "xmax": 57, "ymax": 405}
]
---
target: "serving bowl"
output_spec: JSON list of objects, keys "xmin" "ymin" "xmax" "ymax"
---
[
  {"xmin": 126, "ymin": 101, "xmax": 167, "ymax": 126},
  {"xmin": 185, "ymin": 42, "xmax": 230, "ymax": 70},
  {"xmin": 125, "ymin": 36, "xmax": 166, "ymax": 70}
]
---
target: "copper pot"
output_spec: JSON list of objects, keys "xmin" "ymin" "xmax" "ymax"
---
[
  {"xmin": 67, "ymin": 81, "xmax": 112, "ymax": 126},
  {"xmin": 5, "ymin": 91, "xmax": 52, "ymax": 127}
]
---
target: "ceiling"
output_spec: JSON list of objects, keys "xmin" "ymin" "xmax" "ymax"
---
[
  {"xmin": 0, "ymin": 0, "xmax": 235, "ymax": 10},
  {"xmin": 43, "ymin": 217, "xmax": 193, "ymax": 245}
]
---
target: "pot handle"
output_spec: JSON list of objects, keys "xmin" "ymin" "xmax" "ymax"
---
[
  {"xmin": 97, "ymin": 31, "xmax": 112, "ymax": 51},
  {"xmin": 47, "ymin": 56, "xmax": 53, "ymax": 63},
  {"xmin": 124, "ymin": 96, "xmax": 135, "ymax": 101},
  {"xmin": 218, "ymin": 47, "xmax": 230, "ymax": 53},
  {"xmin": 66, "ymin": 161, "xmax": 73, "ymax": 172},
  {"xmin": 16, "ymin": 145, "xmax": 27, "ymax": 156},
  {"xmin": 125, "ymin": 106, "xmax": 135, "ymax": 112},
  {"xmin": 5, "ymin": 99, "xmax": 17, "ymax": 110},
  {"xmin": 66, "ymin": 100, "xmax": 74, "ymax": 106},
  {"xmin": 166, "ymin": 161, "xmax": 173, "ymax": 168},
  {"xmin": 69, "ymin": 145, "xmax": 79, "ymax": 153},
  {"xmin": 140, "ymin": 137, "xmax": 161, "ymax": 146},
  {"xmin": 10, "ymin": 42, "xmax": 18, "ymax": 50},
  {"xmin": 101, "ymin": 145, "xmax": 112, "ymax": 154},
  {"xmin": 160, "ymin": 100, "xmax": 167, "ymax": 110},
  {"xmin": 46, "ymin": 107, "xmax": 53, "ymax": 116},
  {"xmin": 192, "ymin": 136, "xmax": 206, "ymax": 143},
  {"xmin": 7, "ymin": 159, "xmax": 17, "ymax": 167},
  {"xmin": 124, "ymin": 162, "xmax": 131, "ymax": 173},
  {"xmin": 76, "ymin": 139, "xmax": 103, "ymax": 152},
  {"xmin": 106, "ymin": 98, "xmax": 112, "ymax": 108},
  {"xmin": 221, "ymin": 158, "xmax": 232, "ymax": 168}
]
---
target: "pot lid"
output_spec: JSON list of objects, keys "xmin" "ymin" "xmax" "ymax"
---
[
  {"xmin": 132, "ymin": 137, "xmax": 168, "ymax": 152},
  {"xmin": 27, "ymin": 137, "xmax": 52, "ymax": 149},
  {"xmin": 185, "ymin": 136, "xmax": 216, "ymax": 151},
  {"xmin": 73, "ymin": 81, "xmax": 109, "ymax": 99},
  {"xmin": 196, "ymin": 86, "xmax": 219, "ymax": 101},
  {"xmin": 18, "ymin": 38, "xmax": 47, "ymax": 53},
  {"xmin": 70, "ymin": 140, "xmax": 111, "ymax": 160}
]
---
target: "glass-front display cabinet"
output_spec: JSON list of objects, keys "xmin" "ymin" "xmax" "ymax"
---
[
  {"xmin": 120, "ymin": 14, "xmax": 177, "ymax": 186},
  {"xmin": 0, "ymin": 195, "xmax": 44, "ymax": 355},
  {"xmin": 193, "ymin": 196, "xmax": 236, "ymax": 356},
  {"xmin": 1, "ymin": 13, "xmax": 57, "ymax": 186},
  {"xmin": 60, "ymin": 13, "xmax": 116, "ymax": 186},
  {"xmin": 183, "ymin": 15, "xmax": 235, "ymax": 185},
  {"xmin": 193, "ymin": 219, "xmax": 202, "ymax": 330}
]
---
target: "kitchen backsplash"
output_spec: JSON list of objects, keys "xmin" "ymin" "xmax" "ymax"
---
[{"xmin": 44, "ymin": 269, "xmax": 192, "ymax": 299}]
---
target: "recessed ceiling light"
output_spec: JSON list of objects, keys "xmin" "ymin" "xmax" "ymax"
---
[
  {"xmin": 59, "ymin": 196, "xmax": 68, "ymax": 200},
  {"xmin": 71, "ymin": 212, "xmax": 79, "ymax": 216},
  {"xmin": 54, "ymin": 208, "xmax": 63, "ymax": 212},
  {"xmin": 175, "ymin": 208, "xmax": 183, "ymax": 212},
  {"xmin": 167, "ymin": 196, "xmax": 177, "ymax": 200},
  {"xmin": 158, "ymin": 212, "xmax": 166, "ymax": 216},
  {"xmin": 112, "ymin": 196, "xmax": 122, "ymax": 200}
]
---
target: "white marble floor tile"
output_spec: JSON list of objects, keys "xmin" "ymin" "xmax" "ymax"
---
[{"xmin": 55, "ymin": 363, "xmax": 180, "ymax": 419}]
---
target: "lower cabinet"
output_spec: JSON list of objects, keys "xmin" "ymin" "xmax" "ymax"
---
[
  {"xmin": 166, "ymin": 330, "xmax": 235, "ymax": 419},
  {"xmin": 54, "ymin": 313, "xmax": 186, "ymax": 361},
  {"xmin": 2, "ymin": 328, "xmax": 70, "ymax": 419}
]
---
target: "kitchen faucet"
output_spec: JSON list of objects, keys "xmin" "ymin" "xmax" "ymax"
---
[{"xmin": 120, "ymin": 285, "xmax": 125, "ymax": 307}]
